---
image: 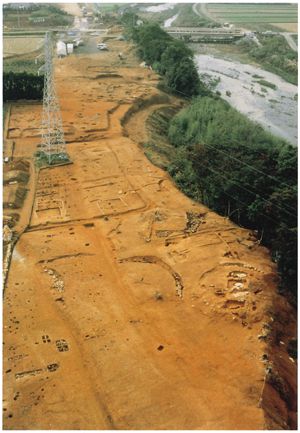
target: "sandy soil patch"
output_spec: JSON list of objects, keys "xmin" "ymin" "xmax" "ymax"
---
[{"xmin": 271, "ymin": 23, "xmax": 298, "ymax": 32}]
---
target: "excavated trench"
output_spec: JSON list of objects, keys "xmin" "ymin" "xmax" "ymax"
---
[
  {"xmin": 124, "ymin": 97, "xmax": 297, "ymax": 429},
  {"xmin": 3, "ymin": 40, "xmax": 297, "ymax": 430}
]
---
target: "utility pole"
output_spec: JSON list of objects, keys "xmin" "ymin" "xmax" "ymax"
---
[{"xmin": 41, "ymin": 32, "xmax": 69, "ymax": 165}]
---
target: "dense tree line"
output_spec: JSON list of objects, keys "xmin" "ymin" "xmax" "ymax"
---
[
  {"xmin": 123, "ymin": 16, "xmax": 206, "ymax": 97},
  {"xmin": 3, "ymin": 72, "xmax": 44, "ymax": 101},
  {"xmin": 167, "ymin": 96, "xmax": 297, "ymax": 297}
]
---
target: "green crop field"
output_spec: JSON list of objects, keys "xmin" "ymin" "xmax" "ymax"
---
[
  {"xmin": 3, "ymin": 4, "xmax": 73, "ymax": 30},
  {"xmin": 206, "ymin": 3, "xmax": 298, "ymax": 26}
]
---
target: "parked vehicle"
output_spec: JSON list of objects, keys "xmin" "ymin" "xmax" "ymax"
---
[{"xmin": 97, "ymin": 43, "xmax": 108, "ymax": 50}]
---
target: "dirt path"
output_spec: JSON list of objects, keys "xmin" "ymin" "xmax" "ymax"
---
[
  {"xmin": 196, "ymin": 3, "xmax": 217, "ymax": 23},
  {"xmin": 281, "ymin": 32, "xmax": 297, "ymax": 52},
  {"xmin": 3, "ymin": 38, "xmax": 294, "ymax": 429}
]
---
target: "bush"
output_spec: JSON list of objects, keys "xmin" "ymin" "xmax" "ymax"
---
[
  {"xmin": 3, "ymin": 71, "xmax": 43, "ymax": 100},
  {"xmin": 256, "ymin": 79, "xmax": 277, "ymax": 90},
  {"xmin": 238, "ymin": 35, "xmax": 297, "ymax": 85},
  {"xmin": 35, "ymin": 151, "xmax": 70, "ymax": 167}
]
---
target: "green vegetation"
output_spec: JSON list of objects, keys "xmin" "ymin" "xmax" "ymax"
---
[
  {"xmin": 291, "ymin": 34, "xmax": 298, "ymax": 45},
  {"xmin": 146, "ymin": 97, "xmax": 297, "ymax": 298},
  {"xmin": 123, "ymin": 19, "xmax": 207, "ymax": 97},
  {"xmin": 35, "ymin": 151, "xmax": 71, "ymax": 168},
  {"xmin": 256, "ymin": 79, "xmax": 277, "ymax": 90},
  {"xmin": 3, "ymin": 58, "xmax": 40, "ymax": 75},
  {"xmin": 3, "ymin": 72, "xmax": 44, "ymax": 101},
  {"xmin": 143, "ymin": 105, "xmax": 182, "ymax": 168},
  {"xmin": 206, "ymin": 3, "xmax": 297, "ymax": 23},
  {"xmin": 199, "ymin": 74, "xmax": 221, "ymax": 91},
  {"xmin": 3, "ymin": 4, "xmax": 73, "ymax": 29},
  {"xmin": 168, "ymin": 97, "xmax": 297, "ymax": 297},
  {"xmin": 237, "ymin": 35, "xmax": 297, "ymax": 84},
  {"xmin": 172, "ymin": 4, "xmax": 220, "ymax": 28}
]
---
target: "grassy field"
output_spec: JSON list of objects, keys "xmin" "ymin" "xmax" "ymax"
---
[
  {"xmin": 172, "ymin": 4, "xmax": 209, "ymax": 27},
  {"xmin": 3, "ymin": 38, "xmax": 44, "ymax": 75},
  {"xmin": 3, "ymin": 5, "xmax": 73, "ymax": 30},
  {"xmin": 3, "ymin": 36, "xmax": 44, "ymax": 58},
  {"xmin": 3, "ymin": 59, "xmax": 41, "ymax": 74},
  {"xmin": 3, "ymin": 33, "xmax": 44, "ymax": 75},
  {"xmin": 206, "ymin": 3, "xmax": 297, "ymax": 31}
]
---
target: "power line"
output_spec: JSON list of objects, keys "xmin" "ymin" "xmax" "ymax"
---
[
  {"xmin": 202, "ymin": 140, "xmax": 295, "ymax": 192},
  {"xmin": 198, "ymin": 145, "xmax": 297, "ymax": 218},
  {"xmin": 223, "ymin": 188, "xmax": 296, "ymax": 235},
  {"xmin": 202, "ymin": 164, "xmax": 297, "ymax": 231},
  {"xmin": 156, "ymin": 85, "xmax": 296, "ymax": 215}
]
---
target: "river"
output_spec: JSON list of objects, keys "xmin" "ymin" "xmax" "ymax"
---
[{"xmin": 194, "ymin": 54, "xmax": 298, "ymax": 146}]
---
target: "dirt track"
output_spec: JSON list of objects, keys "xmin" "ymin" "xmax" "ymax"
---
[{"xmin": 3, "ymin": 38, "xmax": 290, "ymax": 429}]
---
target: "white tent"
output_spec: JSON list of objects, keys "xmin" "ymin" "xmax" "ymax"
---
[
  {"xmin": 56, "ymin": 41, "xmax": 67, "ymax": 57},
  {"xmin": 67, "ymin": 43, "xmax": 74, "ymax": 54}
]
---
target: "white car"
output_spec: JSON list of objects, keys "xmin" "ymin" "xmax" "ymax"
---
[{"xmin": 97, "ymin": 43, "xmax": 108, "ymax": 50}]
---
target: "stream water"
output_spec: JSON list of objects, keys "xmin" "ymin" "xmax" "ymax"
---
[{"xmin": 195, "ymin": 54, "xmax": 298, "ymax": 146}]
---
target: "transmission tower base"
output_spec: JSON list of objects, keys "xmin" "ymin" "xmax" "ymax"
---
[{"xmin": 35, "ymin": 150, "xmax": 72, "ymax": 168}]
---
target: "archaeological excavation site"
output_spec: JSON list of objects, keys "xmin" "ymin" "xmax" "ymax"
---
[{"xmin": 3, "ymin": 3, "xmax": 297, "ymax": 431}]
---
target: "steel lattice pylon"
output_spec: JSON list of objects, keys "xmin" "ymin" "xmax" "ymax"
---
[{"xmin": 41, "ymin": 32, "xmax": 67, "ymax": 164}]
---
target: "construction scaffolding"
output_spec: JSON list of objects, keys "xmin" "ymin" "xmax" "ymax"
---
[{"xmin": 40, "ymin": 32, "xmax": 69, "ymax": 165}]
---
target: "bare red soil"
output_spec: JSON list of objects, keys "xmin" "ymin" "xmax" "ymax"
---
[{"xmin": 3, "ymin": 38, "xmax": 296, "ymax": 430}]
